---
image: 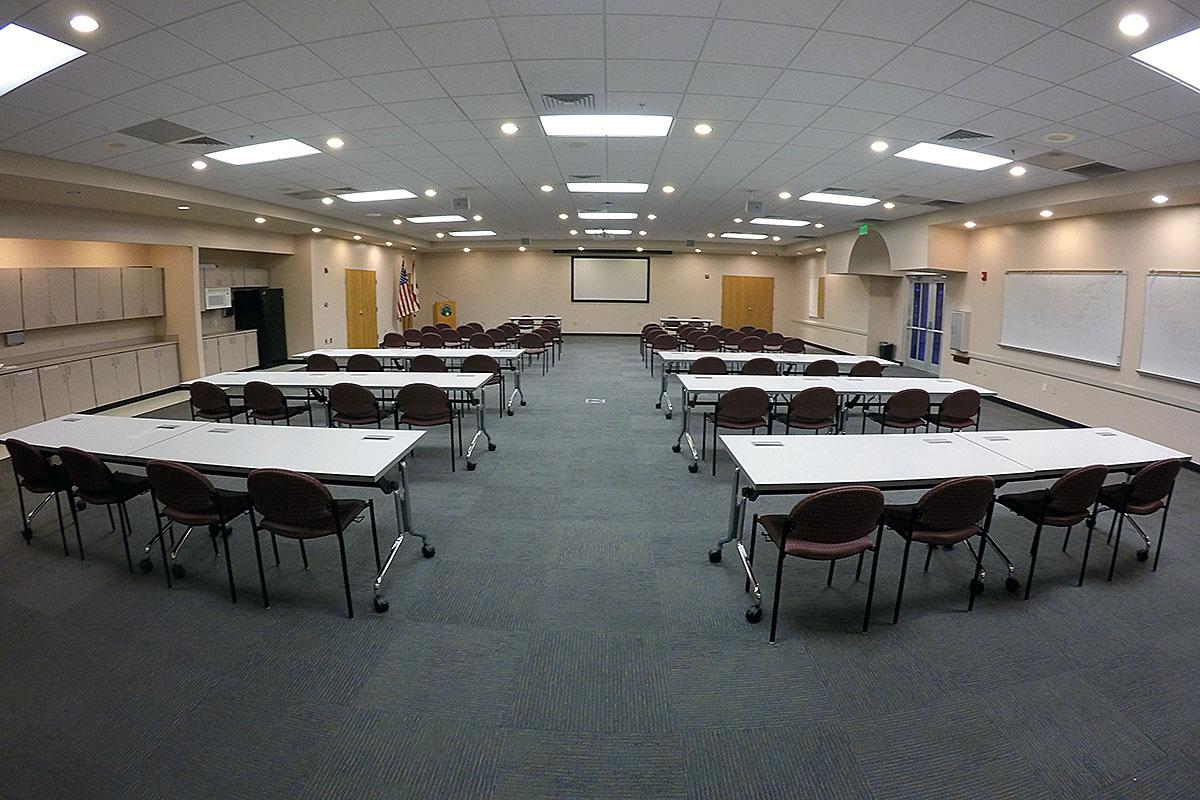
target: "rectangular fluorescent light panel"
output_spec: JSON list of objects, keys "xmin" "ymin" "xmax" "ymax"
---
[
  {"xmin": 566, "ymin": 182, "xmax": 649, "ymax": 193},
  {"xmin": 721, "ymin": 232, "xmax": 768, "ymax": 240},
  {"xmin": 749, "ymin": 217, "xmax": 810, "ymax": 227},
  {"xmin": 541, "ymin": 114, "xmax": 673, "ymax": 137},
  {"xmin": 337, "ymin": 189, "xmax": 417, "ymax": 202},
  {"xmin": 584, "ymin": 229, "xmax": 633, "ymax": 235},
  {"xmin": 893, "ymin": 142, "xmax": 1012, "ymax": 171},
  {"xmin": 447, "ymin": 230, "xmax": 496, "ymax": 237},
  {"xmin": 406, "ymin": 215, "xmax": 466, "ymax": 223},
  {"xmin": 799, "ymin": 191, "xmax": 880, "ymax": 207},
  {"xmin": 0, "ymin": 24, "xmax": 86, "ymax": 97},
  {"xmin": 207, "ymin": 138, "xmax": 320, "ymax": 165},
  {"xmin": 577, "ymin": 212, "xmax": 638, "ymax": 220},
  {"xmin": 1132, "ymin": 26, "xmax": 1200, "ymax": 93}
]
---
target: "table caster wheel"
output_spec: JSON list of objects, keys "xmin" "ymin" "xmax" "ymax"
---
[
  {"xmin": 520, "ymin": 400, "xmax": 527, "ymax": 406},
  {"xmin": 75, "ymin": 500, "xmax": 87, "ymax": 511},
  {"xmin": 138, "ymin": 557, "xmax": 154, "ymax": 574},
  {"xmin": 655, "ymin": 402, "xmax": 662, "ymax": 409},
  {"xmin": 488, "ymin": 443, "xmax": 497, "ymax": 451},
  {"xmin": 688, "ymin": 463, "xmax": 699, "ymax": 474},
  {"xmin": 1005, "ymin": 576, "xmax": 1020, "ymax": 593},
  {"xmin": 1136, "ymin": 549, "xmax": 1149, "ymax": 562},
  {"xmin": 422, "ymin": 544, "xmax": 436, "ymax": 558},
  {"xmin": 171, "ymin": 563, "xmax": 186, "ymax": 579},
  {"xmin": 672, "ymin": 444, "xmax": 681, "ymax": 453},
  {"xmin": 373, "ymin": 597, "xmax": 390, "ymax": 613},
  {"xmin": 970, "ymin": 578, "xmax": 985, "ymax": 596},
  {"xmin": 467, "ymin": 462, "xmax": 477, "ymax": 471},
  {"xmin": 666, "ymin": 413, "xmax": 672, "ymax": 420},
  {"xmin": 506, "ymin": 409, "xmax": 514, "ymax": 417},
  {"xmin": 708, "ymin": 548, "xmax": 722, "ymax": 564},
  {"xmin": 746, "ymin": 605, "xmax": 763, "ymax": 623},
  {"xmin": 21, "ymin": 526, "xmax": 33, "ymax": 543}
]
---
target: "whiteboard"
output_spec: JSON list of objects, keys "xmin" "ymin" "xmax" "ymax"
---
[
  {"xmin": 571, "ymin": 256, "xmax": 650, "ymax": 303},
  {"xmin": 999, "ymin": 271, "xmax": 1127, "ymax": 367},
  {"xmin": 1139, "ymin": 273, "xmax": 1200, "ymax": 385}
]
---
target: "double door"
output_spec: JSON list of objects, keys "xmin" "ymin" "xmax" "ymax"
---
[
  {"xmin": 345, "ymin": 269, "xmax": 378, "ymax": 348},
  {"xmin": 721, "ymin": 275, "xmax": 774, "ymax": 330}
]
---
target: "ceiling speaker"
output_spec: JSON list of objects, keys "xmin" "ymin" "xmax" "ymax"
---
[
  {"xmin": 452, "ymin": 196, "xmax": 470, "ymax": 212},
  {"xmin": 744, "ymin": 200, "xmax": 763, "ymax": 216}
]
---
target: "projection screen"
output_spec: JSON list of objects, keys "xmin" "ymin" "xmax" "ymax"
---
[{"xmin": 571, "ymin": 256, "xmax": 650, "ymax": 303}]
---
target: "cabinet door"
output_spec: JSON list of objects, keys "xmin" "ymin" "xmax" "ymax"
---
[
  {"xmin": 136, "ymin": 347, "xmax": 161, "ymax": 392},
  {"xmin": 0, "ymin": 269, "xmax": 22, "ymax": 331},
  {"xmin": 47, "ymin": 269, "xmax": 77, "ymax": 327},
  {"xmin": 10, "ymin": 370, "xmax": 43, "ymax": 428},
  {"xmin": 157, "ymin": 345, "xmax": 179, "ymax": 387},
  {"xmin": 115, "ymin": 351, "xmax": 142, "ymax": 399},
  {"xmin": 90, "ymin": 355, "xmax": 120, "ymax": 406},
  {"xmin": 203, "ymin": 338, "xmax": 220, "ymax": 375},
  {"xmin": 65, "ymin": 359, "xmax": 95, "ymax": 411},
  {"xmin": 243, "ymin": 332, "xmax": 259, "ymax": 368},
  {"xmin": 246, "ymin": 268, "xmax": 268, "ymax": 287},
  {"xmin": 145, "ymin": 268, "xmax": 165, "ymax": 317},
  {"xmin": 98, "ymin": 269, "xmax": 124, "ymax": 321},
  {"xmin": 75, "ymin": 269, "xmax": 102, "ymax": 323},
  {"xmin": 122, "ymin": 268, "xmax": 144, "ymax": 317},
  {"xmin": 217, "ymin": 335, "xmax": 243, "ymax": 372},
  {"xmin": 20, "ymin": 268, "xmax": 51, "ymax": 329},
  {"xmin": 38, "ymin": 364, "xmax": 71, "ymax": 418},
  {"xmin": 0, "ymin": 374, "xmax": 17, "ymax": 434}
]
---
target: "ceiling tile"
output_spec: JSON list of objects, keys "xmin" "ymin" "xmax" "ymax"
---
[
  {"xmin": 410, "ymin": 120, "xmax": 482, "ymax": 142},
  {"xmin": 733, "ymin": 122, "xmax": 803, "ymax": 144},
  {"xmin": 167, "ymin": 3, "xmax": 296, "ymax": 61},
  {"xmin": 996, "ymin": 31, "xmax": 1118, "ymax": 83},
  {"xmin": 1064, "ymin": 59, "xmax": 1176, "ymax": 103},
  {"xmin": 266, "ymin": 114, "xmax": 342, "ymax": 137},
  {"xmin": 743, "ymin": 98, "xmax": 827, "ymax": 126},
  {"xmin": 606, "ymin": 92, "xmax": 683, "ymax": 115},
  {"xmin": 686, "ymin": 63, "xmax": 782, "ymax": 97},
  {"xmin": 169, "ymin": 105, "xmax": 252, "ymax": 135},
  {"xmin": 839, "ymin": 81, "xmax": 934, "ymax": 115},
  {"xmin": 16, "ymin": 0, "xmax": 156, "ymax": 50},
  {"xmin": 1, "ymin": 0, "xmax": 44, "ymax": 25},
  {"xmin": 399, "ymin": 19, "xmax": 510, "ymax": 67},
  {"xmin": 943, "ymin": 65, "xmax": 1052, "ymax": 106},
  {"xmin": 357, "ymin": 126, "xmax": 423, "ymax": 146},
  {"xmin": 811, "ymin": 106, "xmax": 894, "ymax": 134},
  {"xmin": 823, "ymin": 0, "xmax": 964, "ymax": 44},
  {"xmin": 169, "ymin": 64, "xmax": 273, "ymax": 103},
  {"xmin": 717, "ymin": 0, "xmax": 839, "ymax": 25},
  {"xmin": 353, "ymin": 70, "xmax": 446, "ymax": 104},
  {"xmin": 491, "ymin": 0, "xmax": 602, "ymax": 13},
  {"xmin": 514, "ymin": 59, "xmax": 604, "ymax": 98},
  {"xmin": 109, "ymin": 0, "xmax": 234, "ymax": 25},
  {"xmin": 231, "ymin": 46, "xmax": 343, "ymax": 90},
  {"xmin": 307, "ymin": 31, "xmax": 423, "ymax": 77},
  {"xmin": 608, "ymin": 60, "xmax": 695, "ymax": 93},
  {"xmin": 765, "ymin": 70, "xmax": 862, "ymax": 105},
  {"xmin": 1120, "ymin": 85, "xmax": 1200, "ymax": 122},
  {"xmin": 454, "ymin": 94, "xmax": 533, "ymax": 120},
  {"xmin": 906, "ymin": 94, "xmax": 996, "ymax": 125},
  {"xmin": 386, "ymin": 98, "xmax": 468, "ymax": 125},
  {"xmin": 1010, "ymin": 85, "xmax": 1109, "ymax": 121},
  {"xmin": 103, "ymin": 29, "xmax": 219, "ymax": 79},
  {"xmin": 916, "ymin": 2, "xmax": 1051, "ymax": 62},
  {"xmin": 676, "ymin": 93, "xmax": 759, "ymax": 121},
  {"xmin": 498, "ymin": 14, "xmax": 604, "ymax": 60},
  {"xmin": 605, "ymin": 0, "xmax": 719, "ymax": 13},
  {"xmin": 114, "ymin": 83, "xmax": 208, "ymax": 117},
  {"xmin": 66, "ymin": 100, "xmax": 152, "ymax": 132},
  {"xmin": 0, "ymin": 104, "xmax": 55, "ymax": 137},
  {"xmin": 1110, "ymin": 122, "xmax": 1193, "ymax": 149},
  {"xmin": 699, "ymin": 20, "xmax": 813, "ymax": 67},
  {"xmin": 371, "ymin": 0, "xmax": 492, "ymax": 27},
  {"xmin": 875, "ymin": 47, "xmax": 986, "ymax": 92},
  {"xmin": 3, "ymin": 80, "xmax": 101, "ymax": 114},
  {"xmin": 221, "ymin": 91, "xmax": 312, "ymax": 122},
  {"xmin": 250, "ymin": 0, "xmax": 390, "ymax": 42},
  {"xmin": 322, "ymin": 105, "xmax": 402, "ymax": 131},
  {"xmin": 1066, "ymin": 136, "xmax": 1140, "ymax": 161},
  {"xmin": 430, "ymin": 63, "xmax": 525, "ymax": 97},
  {"xmin": 43, "ymin": 57, "xmax": 154, "ymax": 100},
  {"xmin": 605, "ymin": 15, "xmax": 711, "ymax": 60},
  {"xmin": 1062, "ymin": 0, "xmax": 1200, "ymax": 54},
  {"xmin": 967, "ymin": 107, "xmax": 1051, "ymax": 138},
  {"xmin": 789, "ymin": 32, "xmax": 906, "ymax": 78}
]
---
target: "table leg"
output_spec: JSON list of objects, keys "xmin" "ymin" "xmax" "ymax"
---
[
  {"xmin": 372, "ymin": 460, "xmax": 433, "ymax": 612},
  {"xmin": 466, "ymin": 389, "xmax": 495, "ymax": 470},
  {"xmin": 657, "ymin": 365, "xmax": 674, "ymax": 418},
  {"xmin": 506, "ymin": 362, "xmax": 525, "ymax": 414},
  {"xmin": 671, "ymin": 385, "xmax": 699, "ymax": 472},
  {"xmin": 709, "ymin": 466, "xmax": 744, "ymax": 562}
]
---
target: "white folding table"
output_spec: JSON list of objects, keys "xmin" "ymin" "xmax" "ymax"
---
[
  {"xmin": 509, "ymin": 315, "xmax": 560, "ymax": 327},
  {"xmin": 659, "ymin": 317, "xmax": 713, "ymax": 329},
  {"xmin": 189, "ymin": 370, "xmax": 497, "ymax": 469},
  {"xmin": 672, "ymin": 374, "xmax": 996, "ymax": 472}
]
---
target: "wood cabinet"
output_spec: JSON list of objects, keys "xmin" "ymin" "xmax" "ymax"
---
[
  {"xmin": 38, "ymin": 359, "xmax": 95, "ymax": 418},
  {"xmin": 0, "ymin": 269, "xmax": 22, "ymax": 331},
  {"xmin": 90, "ymin": 351, "xmax": 141, "ymax": 407},
  {"xmin": 136, "ymin": 344, "xmax": 179, "ymax": 393},
  {"xmin": 243, "ymin": 331, "xmax": 259, "ymax": 368},
  {"xmin": 21, "ymin": 268, "xmax": 77, "ymax": 329},
  {"xmin": 204, "ymin": 331, "xmax": 258, "ymax": 372},
  {"xmin": 75, "ymin": 268, "xmax": 124, "ymax": 323},
  {"xmin": 217, "ymin": 335, "xmax": 247, "ymax": 372},
  {"xmin": 202, "ymin": 337, "xmax": 220, "ymax": 375},
  {"xmin": 121, "ymin": 267, "xmax": 164, "ymax": 319},
  {"xmin": 0, "ymin": 369, "xmax": 43, "ymax": 435}
]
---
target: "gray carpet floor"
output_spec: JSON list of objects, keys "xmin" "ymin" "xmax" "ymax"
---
[{"xmin": 2, "ymin": 335, "xmax": 1198, "ymax": 799}]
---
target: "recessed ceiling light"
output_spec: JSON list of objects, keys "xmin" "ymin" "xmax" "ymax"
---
[
  {"xmin": 69, "ymin": 15, "xmax": 99, "ymax": 33},
  {"xmin": 407, "ymin": 215, "xmax": 466, "ymax": 223},
  {"xmin": 751, "ymin": 250, "xmax": 758, "ymax": 256},
  {"xmin": 578, "ymin": 246, "xmax": 584, "ymax": 251},
  {"xmin": 569, "ymin": 229, "xmax": 578, "ymax": 235},
  {"xmin": 1132, "ymin": 27, "xmax": 1200, "ymax": 91},
  {"xmin": 750, "ymin": 217, "xmax": 811, "ymax": 227},
  {"xmin": 567, "ymin": 181, "xmax": 649, "ymax": 193},
  {"xmin": 385, "ymin": 241, "xmax": 393, "ymax": 246},
  {"xmin": 435, "ymin": 232, "xmax": 445, "ymax": 238},
  {"xmin": 410, "ymin": 246, "xmax": 416, "ymax": 250},
  {"xmin": 176, "ymin": 205, "xmax": 190, "ymax": 210},
  {"xmin": 191, "ymin": 159, "xmax": 207, "ymax": 170},
  {"xmin": 448, "ymin": 230, "xmax": 497, "ymax": 237},
  {"xmin": 771, "ymin": 235, "xmax": 781, "ymax": 242},
  {"xmin": 392, "ymin": 218, "xmax": 402, "ymax": 225},
  {"xmin": 540, "ymin": 184, "xmax": 554, "ymax": 192},
  {"xmin": 519, "ymin": 245, "xmax": 527, "ymax": 251},
  {"xmin": 584, "ymin": 228, "xmax": 632, "ymax": 235},
  {"xmin": 207, "ymin": 138, "xmax": 319, "ymax": 165},
  {"xmin": 423, "ymin": 189, "xmax": 438, "ymax": 197},
  {"xmin": 337, "ymin": 189, "xmax": 416, "ymax": 202},
  {"xmin": 1009, "ymin": 165, "xmax": 1027, "ymax": 176},
  {"xmin": 352, "ymin": 235, "xmax": 362, "ymax": 240},
  {"xmin": 706, "ymin": 232, "xmax": 715, "ymax": 238},
  {"xmin": 321, "ymin": 196, "xmax": 334, "ymax": 205},
  {"xmin": 694, "ymin": 248, "xmax": 701, "ymax": 253},
  {"xmin": 1152, "ymin": 194, "xmax": 1169, "ymax": 204},
  {"xmin": 636, "ymin": 246, "xmax": 644, "ymax": 252},
  {"xmin": 662, "ymin": 185, "xmax": 675, "ymax": 193},
  {"xmin": 311, "ymin": 227, "xmax": 322, "ymax": 233},
  {"xmin": 1119, "ymin": 13, "xmax": 1149, "ymax": 37},
  {"xmin": 733, "ymin": 217, "xmax": 743, "ymax": 223},
  {"xmin": 638, "ymin": 230, "xmax": 647, "ymax": 236},
  {"xmin": 964, "ymin": 221, "xmax": 977, "ymax": 228},
  {"xmin": 326, "ymin": 136, "xmax": 344, "ymax": 149},
  {"xmin": 558, "ymin": 213, "xmax": 569, "ymax": 220},
  {"xmin": 540, "ymin": 114, "xmax": 673, "ymax": 137},
  {"xmin": 462, "ymin": 247, "xmax": 471, "ymax": 253},
  {"xmin": 693, "ymin": 123, "xmax": 713, "ymax": 135},
  {"xmin": 721, "ymin": 232, "xmax": 768, "ymax": 240},
  {"xmin": 1039, "ymin": 209, "xmax": 1054, "ymax": 218},
  {"xmin": 882, "ymin": 201, "xmax": 896, "ymax": 210},
  {"xmin": 870, "ymin": 140, "xmax": 889, "ymax": 153},
  {"xmin": 894, "ymin": 142, "xmax": 1012, "ymax": 171},
  {"xmin": 472, "ymin": 214, "xmax": 483, "ymax": 221},
  {"xmin": 646, "ymin": 213, "xmax": 657, "ymax": 220},
  {"xmin": 254, "ymin": 216, "xmax": 266, "ymax": 224},
  {"xmin": 500, "ymin": 122, "xmax": 519, "ymax": 135},
  {"xmin": 815, "ymin": 248, "xmax": 824, "ymax": 253},
  {"xmin": 814, "ymin": 223, "xmax": 824, "ymax": 229},
  {"xmin": 578, "ymin": 211, "xmax": 638, "ymax": 220},
  {"xmin": 778, "ymin": 191, "xmax": 792, "ymax": 200},
  {"xmin": 0, "ymin": 24, "xmax": 86, "ymax": 98},
  {"xmin": 799, "ymin": 191, "xmax": 879, "ymax": 206}
]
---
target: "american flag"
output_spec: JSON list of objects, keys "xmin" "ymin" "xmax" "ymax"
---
[{"xmin": 396, "ymin": 263, "xmax": 420, "ymax": 318}]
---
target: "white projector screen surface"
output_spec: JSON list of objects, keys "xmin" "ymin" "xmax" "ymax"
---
[
  {"xmin": 999, "ymin": 271, "xmax": 1127, "ymax": 367},
  {"xmin": 571, "ymin": 256, "xmax": 650, "ymax": 303},
  {"xmin": 1139, "ymin": 273, "xmax": 1200, "ymax": 385}
]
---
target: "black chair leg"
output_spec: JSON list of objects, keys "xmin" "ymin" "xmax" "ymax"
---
[
  {"xmin": 863, "ymin": 524, "xmax": 883, "ymax": 633},
  {"xmin": 336, "ymin": 532, "xmax": 354, "ymax": 619},
  {"xmin": 271, "ymin": 532, "xmax": 280, "ymax": 566},
  {"xmin": 1107, "ymin": 510, "xmax": 1127, "ymax": 582},
  {"xmin": 746, "ymin": 514, "xmax": 758, "ymax": 593},
  {"xmin": 826, "ymin": 559, "xmax": 836, "ymax": 586},
  {"xmin": 1079, "ymin": 515, "xmax": 1096, "ymax": 587},
  {"xmin": 369, "ymin": 501, "xmax": 381, "ymax": 572},
  {"xmin": 855, "ymin": 550, "xmax": 864, "ymax": 581},
  {"xmin": 250, "ymin": 518, "xmax": 270, "ymax": 608},
  {"xmin": 894, "ymin": 537, "xmax": 912, "ymax": 624},
  {"xmin": 1153, "ymin": 503, "xmax": 1171, "ymax": 572},
  {"xmin": 1062, "ymin": 526, "xmax": 1072, "ymax": 552},
  {"xmin": 67, "ymin": 488, "xmax": 85, "ymax": 561},
  {"xmin": 1024, "ymin": 523, "xmax": 1043, "ymax": 600},
  {"xmin": 53, "ymin": 492, "xmax": 69, "ymax": 556},
  {"xmin": 117, "ymin": 502, "xmax": 134, "ymax": 573},
  {"xmin": 768, "ymin": 545, "xmax": 786, "ymax": 644},
  {"xmin": 221, "ymin": 525, "xmax": 237, "ymax": 604},
  {"xmin": 968, "ymin": 532, "xmax": 988, "ymax": 612},
  {"xmin": 449, "ymin": 421, "xmax": 456, "ymax": 473},
  {"xmin": 299, "ymin": 539, "xmax": 309, "ymax": 569},
  {"xmin": 923, "ymin": 543, "xmax": 934, "ymax": 572}
]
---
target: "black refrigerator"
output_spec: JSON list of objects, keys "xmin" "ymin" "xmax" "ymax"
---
[{"xmin": 233, "ymin": 288, "xmax": 288, "ymax": 367}]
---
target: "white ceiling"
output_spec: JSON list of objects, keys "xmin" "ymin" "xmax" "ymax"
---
[{"xmin": 3, "ymin": 0, "xmax": 1200, "ymax": 246}]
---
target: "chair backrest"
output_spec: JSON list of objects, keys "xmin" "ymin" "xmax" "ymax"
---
[
  {"xmin": 410, "ymin": 354, "xmax": 448, "ymax": 373},
  {"xmin": 884, "ymin": 388, "xmax": 930, "ymax": 422},
  {"xmin": 1127, "ymin": 459, "xmax": 1185, "ymax": 506},
  {"xmin": 189, "ymin": 381, "xmax": 232, "ymax": 413},
  {"xmin": 787, "ymin": 387, "xmax": 838, "ymax": 423},
  {"xmin": 247, "ymin": 468, "xmax": 335, "ymax": 534},
  {"xmin": 518, "ymin": 332, "xmax": 544, "ymax": 349},
  {"xmin": 650, "ymin": 333, "xmax": 679, "ymax": 351},
  {"xmin": 346, "ymin": 353, "xmax": 383, "ymax": 372},
  {"xmin": 681, "ymin": 328, "xmax": 702, "ymax": 345},
  {"xmin": 723, "ymin": 330, "xmax": 745, "ymax": 347},
  {"xmin": 58, "ymin": 447, "xmax": 114, "ymax": 495},
  {"xmin": 715, "ymin": 386, "xmax": 770, "ymax": 424},
  {"xmin": 706, "ymin": 324, "xmax": 722, "ymax": 334},
  {"xmin": 739, "ymin": 335, "xmax": 764, "ymax": 352},
  {"xmin": 244, "ymin": 380, "xmax": 286, "ymax": 413},
  {"xmin": 915, "ymin": 476, "xmax": 995, "ymax": 532},
  {"xmin": 536, "ymin": 328, "xmax": 555, "ymax": 345},
  {"xmin": 469, "ymin": 332, "xmax": 495, "ymax": 348},
  {"xmin": 939, "ymin": 389, "xmax": 980, "ymax": 422},
  {"xmin": 467, "ymin": 322, "xmax": 485, "ymax": 333},
  {"xmin": 781, "ymin": 338, "xmax": 806, "ymax": 353},
  {"xmin": 461, "ymin": 354, "xmax": 500, "ymax": 376},
  {"xmin": 328, "ymin": 382, "xmax": 378, "ymax": 417},
  {"xmin": 642, "ymin": 323, "xmax": 661, "ymax": 335},
  {"xmin": 442, "ymin": 329, "xmax": 462, "ymax": 345},
  {"xmin": 419, "ymin": 332, "xmax": 444, "ymax": 347},
  {"xmin": 381, "ymin": 332, "xmax": 405, "ymax": 348},
  {"xmin": 752, "ymin": 328, "xmax": 769, "ymax": 338},
  {"xmin": 456, "ymin": 325, "xmax": 475, "ymax": 338},
  {"xmin": 848, "ymin": 360, "xmax": 883, "ymax": 377},
  {"xmin": 305, "ymin": 353, "xmax": 340, "ymax": 372},
  {"xmin": 787, "ymin": 485, "xmax": 884, "ymax": 544},
  {"xmin": 689, "ymin": 356, "xmax": 727, "ymax": 375},
  {"xmin": 1047, "ymin": 465, "xmax": 1108, "ymax": 515},
  {"xmin": 5, "ymin": 439, "xmax": 56, "ymax": 487},
  {"xmin": 420, "ymin": 325, "xmax": 439, "ymax": 334},
  {"xmin": 693, "ymin": 334, "xmax": 720, "ymax": 351},
  {"xmin": 484, "ymin": 328, "xmax": 508, "ymax": 344},
  {"xmin": 739, "ymin": 325, "xmax": 756, "ymax": 334},
  {"xmin": 147, "ymin": 460, "xmax": 217, "ymax": 516},
  {"xmin": 396, "ymin": 383, "xmax": 450, "ymax": 420},
  {"xmin": 762, "ymin": 332, "xmax": 785, "ymax": 348},
  {"xmin": 403, "ymin": 329, "xmax": 422, "ymax": 344},
  {"xmin": 741, "ymin": 357, "xmax": 777, "ymax": 376},
  {"xmin": 803, "ymin": 359, "xmax": 838, "ymax": 376},
  {"xmin": 436, "ymin": 323, "xmax": 453, "ymax": 331}
]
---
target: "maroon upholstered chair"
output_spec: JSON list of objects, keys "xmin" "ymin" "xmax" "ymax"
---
[
  {"xmin": 145, "ymin": 459, "xmax": 252, "ymax": 600},
  {"xmin": 739, "ymin": 325, "xmax": 757, "ymax": 334},
  {"xmin": 772, "ymin": 387, "xmax": 838, "ymax": 434},
  {"xmin": 461, "ymin": 353, "xmax": 504, "ymax": 418},
  {"xmin": 739, "ymin": 335, "xmax": 764, "ymax": 353},
  {"xmin": 781, "ymin": 338, "xmax": 807, "ymax": 353},
  {"xmin": 189, "ymin": 381, "xmax": 246, "ymax": 423},
  {"xmin": 403, "ymin": 329, "xmax": 422, "ymax": 347},
  {"xmin": 419, "ymin": 331, "xmax": 444, "ymax": 348},
  {"xmin": 762, "ymin": 332, "xmax": 786, "ymax": 352},
  {"xmin": 468, "ymin": 332, "xmax": 494, "ymax": 348},
  {"xmin": 346, "ymin": 353, "xmax": 384, "ymax": 372},
  {"xmin": 1092, "ymin": 459, "xmax": 1184, "ymax": 582},
  {"xmin": 58, "ymin": 447, "xmax": 150, "ymax": 572},
  {"xmin": 721, "ymin": 330, "xmax": 745, "ymax": 351},
  {"xmin": 484, "ymin": 328, "xmax": 508, "ymax": 346},
  {"xmin": 410, "ymin": 355, "xmax": 447, "ymax": 373},
  {"xmin": 997, "ymin": 464, "xmax": 1107, "ymax": 599},
  {"xmin": 645, "ymin": 333, "xmax": 679, "ymax": 377},
  {"xmin": 749, "ymin": 486, "xmax": 885, "ymax": 641},
  {"xmin": 864, "ymin": 388, "xmax": 930, "ymax": 434},
  {"xmin": 693, "ymin": 334, "xmax": 720, "ymax": 352},
  {"xmin": 456, "ymin": 325, "xmax": 475, "ymax": 339},
  {"xmin": 420, "ymin": 325, "xmax": 439, "ymax": 334},
  {"xmin": 442, "ymin": 329, "xmax": 462, "ymax": 348},
  {"xmin": 246, "ymin": 468, "xmax": 381, "ymax": 618},
  {"xmin": 245, "ymin": 380, "xmax": 313, "ymax": 426},
  {"xmin": 518, "ymin": 332, "xmax": 549, "ymax": 375},
  {"xmin": 7, "ymin": 439, "xmax": 74, "ymax": 557},
  {"xmin": 928, "ymin": 389, "xmax": 981, "ymax": 432},
  {"xmin": 535, "ymin": 328, "xmax": 557, "ymax": 367},
  {"xmin": 702, "ymin": 386, "xmax": 771, "ymax": 476},
  {"xmin": 381, "ymin": 332, "xmax": 405, "ymax": 348},
  {"xmin": 848, "ymin": 360, "xmax": 883, "ymax": 377},
  {"xmin": 803, "ymin": 359, "xmax": 839, "ymax": 376},
  {"xmin": 883, "ymin": 476, "xmax": 996, "ymax": 622},
  {"xmin": 689, "ymin": 356, "xmax": 727, "ymax": 375},
  {"xmin": 328, "ymin": 382, "xmax": 390, "ymax": 429},
  {"xmin": 640, "ymin": 324, "xmax": 663, "ymax": 360},
  {"xmin": 741, "ymin": 357, "xmax": 776, "ymax": 376},
  {"xmin": 305, "ymin": 354, "xmax": 339, "ymax": 372},
  {"xmin": 396, "ymin": 383, "xmax": 457, "ymax": 472},
  {"xmin": 436, "ymin": 322, "xmax": 453, "ymax": 331}
]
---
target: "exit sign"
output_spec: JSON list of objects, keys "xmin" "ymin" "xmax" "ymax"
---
[{"xmin": 858, "ymin": 224, "xmax": 869, "ymax": 236}]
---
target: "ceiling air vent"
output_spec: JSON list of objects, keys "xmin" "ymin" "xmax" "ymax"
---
[
  {"xmin": 284, "ymin": 188, "xmax": 355, "ymax": 200},
  {"xmin": 568, "ymin": 174, "xmax": 602, "ymax": 182},
  {"xmin": 938, "ymin": 129, "xmax": 993, "ymax": 141},
  {"xmin": 117, "ymin": 118, "xmax": 205, "ymax": 144},
  {"xmin": 1063, "ymin": 161, "xmax": 1126, "ymax": 179},
  {"xmin": 177, "ymin": 135, "xmax": 227, "ymax": 146},
  {"xmin": 889, "ymin": 194, "xmax": 934, "ymax": 205},
  {"xmin": 1025, "ymin": 150, "xmax": 1092, "ymax": 171},
  {"xmin": 857, "ymin": 218, "xmax": 886, "ymax": 224},
  {"xmin": 922, "ymin": 199, "xmax": 963, "ymax": 208},
  {"xmin": 541, "ymin": 93, "xmax": 595, "ymax": 111}
]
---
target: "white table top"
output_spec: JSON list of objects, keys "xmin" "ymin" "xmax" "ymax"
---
[
  {"xmin": 722, "ymin": 433, "xmax": 1032, "ymax": 492},
  {"xmin": 660, "ymin": 317, "xmax": 713, "ymax": 324},
  {"xmin": 294, "ymin": 348, "xmax": 523, "ymax": 362},
  {"xmin": 190, "ymin": 370, "xmax": 490, "ymax": 392},
  {"xmin": 134, "ymin": 423, "xmax": 424, "ymax": 484},
  {"xmin": 1, "ymin": 415, "xmax": 202, "ymax": 459},
  {"xmin": 678, "ymin": 375, "xmax": 994, "ymax": 398},
  {"xmin": 657, "ymin": 351, "xmax": 898, "ymax": 368},
  {"xmin": 958, "ymin": 428, "xmax": 1190, "ymax": 475},
  {"xmin": 510, "ymin": 315, "xmax": 560, "ymax": 321}
]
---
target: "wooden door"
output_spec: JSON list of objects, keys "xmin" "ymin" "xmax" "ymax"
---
[
  {"xmin": 345, "ymin": 269, "xmax": 378, "ymax": 347},
  {"xmin": 721, "ymin": 275, "xmax": 774, "ymax": 330}
]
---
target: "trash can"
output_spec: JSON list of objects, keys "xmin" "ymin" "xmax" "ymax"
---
[{"xmin": 878, "ymin": 341, "xmax": 895, "ymax": 361}]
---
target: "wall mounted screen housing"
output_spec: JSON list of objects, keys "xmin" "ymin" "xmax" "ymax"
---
[{"xmin": 571, "ymin": 256, "xmax": 650, "ymax": 303}]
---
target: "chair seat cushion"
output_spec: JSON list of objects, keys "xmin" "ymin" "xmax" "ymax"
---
[
  {"xmin": 928, "ymin": 413, "xmax": 974, "ymax": 429},
  {"xmin": 772, "ymin": 413, "xmax": 834, "ymax": 430},
  {"xmin": 1098, "ymin": 483, "xmax": 1165, "ymax": 515},
  {"xmin": 162, "ymin": 488, "xmax": 252, "ymax": 527},
  {"xmin": 258, "ymin": 498, "xmax": 368, "ymax": 539},
  {"xmin": 707, "ymin": 413, "xmax": 765, "ymax": 430},
  {"xmin": 252, "ymin": 404, "xmax": 310, "ymax": 421},
  {"xmin": 21, "ymin": 464, "xmax": 71, "ymax": 494},
  {"xmin": 77, "ymin": 472, "xmax": 150, "ymax": 505},
  {"xmin": 399, "ymin": 412, "xmax": 452, "ymax": 427},
  {"xmin": 882, "ymin": 504, "xmax": 979, "ymax": 544},
  {"xmin": 759, "ymin": 514, "xmax": 873, "ymax": 560},
  {"xmin": 997, "ymin": 490, "xmax": 1089, "ymax": 527},
  {"xmin": 865, "ymin": 412, "xmax": 925, "ymax": 429},
  {"xmin": 197, "ymin": 405, "xmax": 246, "ymax": 420},
  {"xmin": 332, "ymin": 410, "xmax": 386, "ymax": 426}
]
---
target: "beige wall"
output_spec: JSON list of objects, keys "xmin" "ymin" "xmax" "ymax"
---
[{"xmin": 417, "ymin": 250, "xmax": 804, "ymax": 335}]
